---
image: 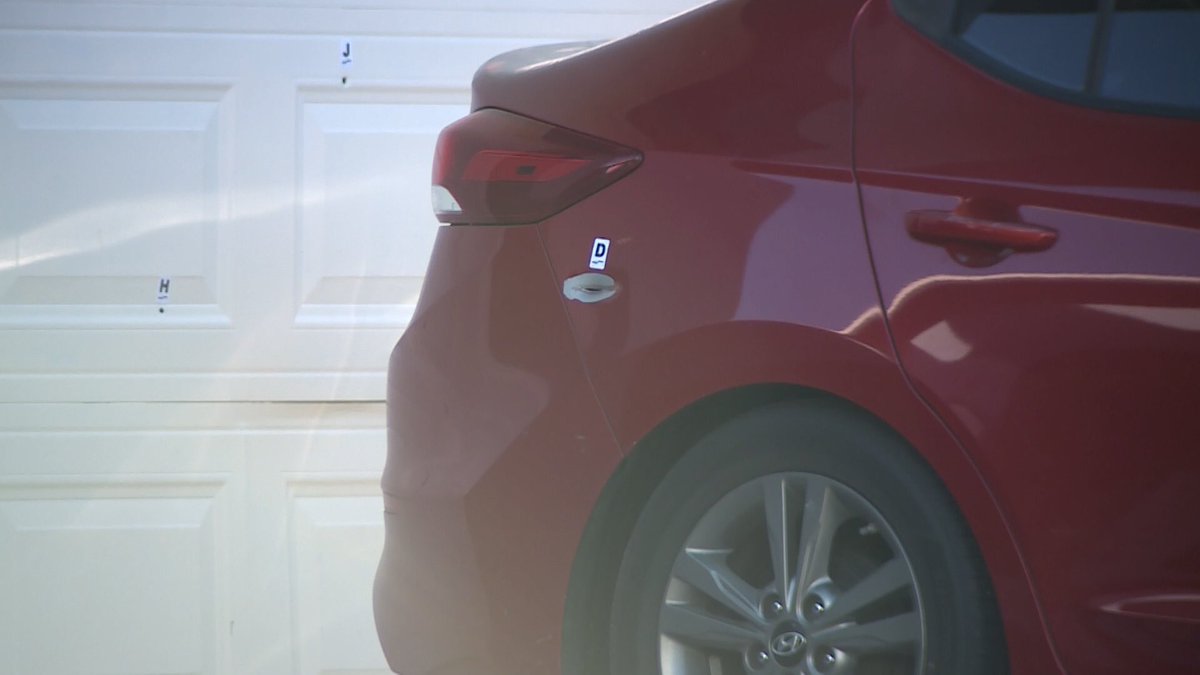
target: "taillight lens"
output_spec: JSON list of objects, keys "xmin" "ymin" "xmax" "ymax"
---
[{"xmin": 431, "ymin": 108, "xmax": 642, "ymax": 225}]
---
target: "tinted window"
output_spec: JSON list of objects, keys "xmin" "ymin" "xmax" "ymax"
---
[
  {"xmin": 958, "ymin": 0, "xmax": 1098, "ymax": 91},
  {"xmin": 1100, "ymin": 1, "xmax": 1200, "ymax": 109},
  {"xmin": 893, "ymin": 0, "xmax": 1200, "ymax": 116}
]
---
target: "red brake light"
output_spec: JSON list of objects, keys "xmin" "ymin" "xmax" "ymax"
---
[{"xmin": 431, "ymin": 108, "xmax": 642, "ymax": 225}]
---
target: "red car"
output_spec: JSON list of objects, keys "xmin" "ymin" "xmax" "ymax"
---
[{"xmin": 373, "ymin": 1, "xmax": 1200, "ymax": 673}]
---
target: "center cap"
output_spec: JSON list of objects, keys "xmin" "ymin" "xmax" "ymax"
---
[{"xmin": 770, "ymin": 629, "xmax": 806, "ymax": 663}]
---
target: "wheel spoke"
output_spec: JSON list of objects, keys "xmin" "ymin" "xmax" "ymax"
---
[
  {"xmin": 660, "ymin": 602, "xmax": 762, "ymax": 651},
  {"xmin": 658, "ymin": 470, "xmax": 927, "ymax": 670},
  {"xmin": 762, "ymin": 475, "xmax": 796, "ymax": 607},
  {"xmin": 793, "ymin": 476, "xmax": 847, "ymax": 604},
  {"xmin": 810, "ymin": 611, "xmax": 921, "ymax": 654},
  {"xmin": 818, "ymin": 557, "xmax": 913, "ymax": 628},
  {"xmin": 673, "ymin": 548, "xmax": 764, "ymax": 625}
]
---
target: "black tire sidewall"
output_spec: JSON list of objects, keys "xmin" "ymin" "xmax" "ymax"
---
[{"xmin": 608, "ymin": 400, "xmax": 1005, "ymax": 675}]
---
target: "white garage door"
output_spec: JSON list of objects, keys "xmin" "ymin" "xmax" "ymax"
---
[{"xmin": 0, "ymin": 1, "xmax": 695, "ymax": 673}]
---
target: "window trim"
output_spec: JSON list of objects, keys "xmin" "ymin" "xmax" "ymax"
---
[{"xmin": 891, "ymin": 0, "xmax": 1200, "ymax": 121}]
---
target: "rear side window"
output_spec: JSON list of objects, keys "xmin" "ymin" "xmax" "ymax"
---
[
  {"xmin": 958, "ymin": 0, "xmax": 1098, "ymax": 91},
  {"xmin": 1100, "ymin": 1, "xmax": 1200, "ymax": 109},
  {"xmin": 894, "ymin": 0, "xmax": 1200, "ymax": 118}
]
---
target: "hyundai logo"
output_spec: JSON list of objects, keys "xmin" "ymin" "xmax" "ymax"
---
[{"xmin": 770, "ymin": 630, "xmax": 806, "ymax": 657}]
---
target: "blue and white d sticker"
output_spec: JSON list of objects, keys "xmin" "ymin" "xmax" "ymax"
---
[{"xmin": 589, "ymin": 237, "xmax": 611, "ymax": 270}]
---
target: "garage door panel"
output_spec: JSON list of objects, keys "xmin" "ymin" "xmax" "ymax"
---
[
  {"xmin": 288, "ymin": 479, "xmax": 388, "ymax": 675},
  {"xmin": 0, "ymin": 0, "xmax": 697, "ymax": 671},
  {"xmin": 0, "ymin": 22, "xmax": 697, "ymax": 402},
  {"xmin": 0, "ymin": 402, "xmax": 387, "ymax": 675},
  {"xmin": 0, "ymin": 83, "xmax": 233, "ymax": 331},
  {"xmin": 0, "ymin": 32, "xmax": 546, "ymax": 402},
  {"xmin": 0, "ymin": 474, "xmax": 234, "ymax": 675},
  {"xmin": 296, "ymin": 91, "xmax": 465, "ymax": 329}
]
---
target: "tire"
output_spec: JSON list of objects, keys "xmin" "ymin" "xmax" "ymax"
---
[{"xmin": 608, "ymin": 400, "xmax": 1006, "ymax": 675}]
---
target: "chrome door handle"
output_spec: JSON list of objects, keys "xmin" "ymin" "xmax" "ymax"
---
[{"xmin": 563, "ymin": 272, "xmax": 617, "ymax": 304}]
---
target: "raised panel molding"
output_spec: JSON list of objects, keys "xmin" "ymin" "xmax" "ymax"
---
[
  {"xmin": 0, "ymin": 473, "xmax": 233, "ymax": 675},
  {"xmin": 0, "ymin": 81, "xmax": 235, "ymax": 330},
  {"xmin": 286, "ymin": 475, "xmax": 389, "ymax": 675},
  {"xmin": 295, "ymin": 85, "xmax": 467, "ymax": 329},
  {"xmin": 0, "ymin": 401, "xmax": 385, "ymax": 675}
]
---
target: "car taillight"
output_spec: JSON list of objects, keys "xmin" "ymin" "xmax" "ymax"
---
[{"xmin": 431, "ymin": 108, "xmax": 642, "ymax": 225}]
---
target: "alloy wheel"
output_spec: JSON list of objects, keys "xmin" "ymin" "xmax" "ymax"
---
[{"xmin": 658, "ymin": 472, "xmax": 925, "ymax": 675}]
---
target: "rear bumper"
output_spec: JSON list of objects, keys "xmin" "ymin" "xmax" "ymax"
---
[
  {"xmin": 373, "ymin": 224, "xmax": 620, "ymax": 675},
  {"xmin": 374, "ymin": 499, "xmax": 492, "ymax": 675}
]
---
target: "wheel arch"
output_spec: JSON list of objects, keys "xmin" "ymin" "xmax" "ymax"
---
[
  {"xmin": 563, "ymin": 373, "xmax": 1059, "ymax": 673},
  {"xmin": 563, "ymin": 383, "xmax": 824, "ymax": 675}
]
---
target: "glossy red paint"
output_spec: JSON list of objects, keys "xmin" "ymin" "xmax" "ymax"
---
[
  {"xmin": 472, "ymin": 0, "xmax": 856, "ymax": 164},
  {"xmin": 537, "ymin": 158, "xmax": 1053, "ymax": 675},
  {"xmin": 854, "ymin": 0, "xmax": 1200, "ymax": 672},
  {"xmin": 375, "ymin": 224, "xmax": 622, "ymax": 674},
  {"xmin": 376, "ymin": 1, "xmax": 1200, "ymax": 673}
]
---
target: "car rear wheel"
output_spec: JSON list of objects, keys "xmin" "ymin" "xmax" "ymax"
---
[{"xmin": 608, "ymin": 400, "xmax": 1006, "ymax": 675}]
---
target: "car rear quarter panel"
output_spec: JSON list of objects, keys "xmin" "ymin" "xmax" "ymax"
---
[
  {"xmin": 376, "ymin": 225, "xmax": 622, "ymax": 675},
  {"xmin": 497, "ymin": 0, "xmax": 1058, "ymax": 666},
  {"xmin": 537, "ymin": 150, "xmax": 1060, "ymax": 675}
]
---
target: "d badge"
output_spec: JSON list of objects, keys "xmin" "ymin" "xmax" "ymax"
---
[{"xmin": 589, "ymin": 237, "xmax": 611, "ymax": 270}]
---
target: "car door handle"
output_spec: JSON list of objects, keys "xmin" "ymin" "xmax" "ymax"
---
[
  {"xmin": 905, "ymin": 210, "xmax": 1058, "ymax": 253},
  {"xmin": 563, "ymin": 272, "xmax": 617, "ymax": 304}
]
